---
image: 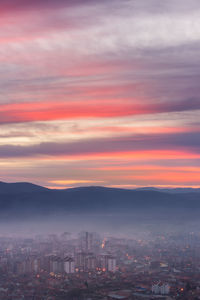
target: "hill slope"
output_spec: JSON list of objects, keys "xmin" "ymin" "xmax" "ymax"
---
[
  {"xmin": 0, "ymin": 183, "xmax": 199, "ymax": 221},
  {"xmin": 0, "ymin": 181, "xmax": 48, "ymax": 194}
]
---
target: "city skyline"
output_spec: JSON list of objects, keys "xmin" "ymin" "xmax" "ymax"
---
[{"xmin": 0, "ymin": 0, "xmax": 200, "ymax": 188}]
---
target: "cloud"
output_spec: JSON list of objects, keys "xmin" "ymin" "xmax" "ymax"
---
[
  {"xmin": 0, "ymin": 99, "xmax": 200, "ymax": 125},
  {"xmin": 0, "ymin": 0, "xmax": 95, "ymax": 13},
  {"xmin": 0, "ymin": 0, "xmax": 200, "ymax": 187},
  {"xmin": 0, "ymin": 131, "xmax": 199, "ymax": 158}
]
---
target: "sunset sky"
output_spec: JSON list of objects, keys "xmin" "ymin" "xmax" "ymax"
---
[{"xmin": 0, "ymin": 0, "xmax": 200, "ymax": 188}]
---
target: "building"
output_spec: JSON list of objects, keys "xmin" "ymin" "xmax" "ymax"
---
[
  {"xmin": 78, "ymin": 231, "xmax": 100, "ymax": 252},
  {"xmin": 50, "ymin": 256, "xmax": 63, "ymax": 274},
  {"xmin": 152, "ymin": 282, "xmax": 170, "ymax": 295},
  {"xmin": 99, "ymin": 254, "xmax": 117, "ymax": 272},
  {"xmin": 108, "ymin": 256, "xmax": 116, "ymax": 272},
  {"xmin": 75, "ymin": 252, "xmax": 97, "ymax": 271},
  {"xmin": 64, "ymin": 257, "xmax": 75, "ymax": 274}
]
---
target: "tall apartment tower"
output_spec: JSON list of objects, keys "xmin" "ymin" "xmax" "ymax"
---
[
  {"xmin": 64, "ymin": 257, "xmax": 75, "ymax": 274},
  {"xmin": 79, "ymin": 231, "xmax": 100, "ymax": 252}
]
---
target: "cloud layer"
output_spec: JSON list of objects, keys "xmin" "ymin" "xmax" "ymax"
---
[{"xmin": 0, "ymin": 0, "xmax": 200, "ymax": 188}]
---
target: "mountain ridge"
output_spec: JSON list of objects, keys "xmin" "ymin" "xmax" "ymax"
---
[
  {"xmin": 0, "ymin": 181, "xmax": 48, "ymax": 194},
  {"xmin": 1, "ymin": 181, "xmax": 200, "ymax": 193},
  {"xmin": 0, "ymin": 182, "xmax": 200, "ymax": 222}
]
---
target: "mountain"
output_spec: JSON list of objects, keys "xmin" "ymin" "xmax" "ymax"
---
[
  {"xmin": 0, "ymin": 181, "xmax": 48, "ymax": 194},
  {"xmin": 136, "ymin": 187, "xmax": 200, "ymax": 193},
  {"xmin": 0, "ymin": 183, "xmax": 200, "ymax": 223}
]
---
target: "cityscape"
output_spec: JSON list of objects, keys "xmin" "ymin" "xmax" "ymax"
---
[
  {"xmin": 0, "ymin": 230, "xmax": 199, "ymax": 299},
  {"xmin": 0, "ymin": 0, "xmax": 200, "ymax": 299}
]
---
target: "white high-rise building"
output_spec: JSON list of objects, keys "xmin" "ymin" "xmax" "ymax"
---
[
  {"xmin": 32, "ymin": 258, "xmax": 40, "ymax": 273},
  {"xmin": 152, "ymin": 282, "xmax": 170, "ymax": 295},
  {"xmin": 50, "ymin": 256, "xmax": 63, "ymax": 273},
  {"xmin": 108, "ymin": 256, "xmax": 116, "ymax": 272},
  {"xmin": 152, "ymin": 283, "xmax": 160, "ymax": 294},
  {"xmin": 64, "ymin": 257, "xmax": 75, "ymax": 274},
  {"xmin": 160, "ymin": 283, "xmax": 170, "ymax": 295},
  {"xmin": 99, "ymin": 254, "xmax": 117, "ymax": 272}
]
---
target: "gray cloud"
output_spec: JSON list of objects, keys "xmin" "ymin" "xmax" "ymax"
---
[{"xmin": 0, "ymin": 131, "xmax": 199, "ymax": 158}]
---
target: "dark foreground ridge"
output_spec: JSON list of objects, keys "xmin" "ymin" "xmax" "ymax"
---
[{"xmin": 0, "ymin": 182, "xmax": 200, "ymax": 221}]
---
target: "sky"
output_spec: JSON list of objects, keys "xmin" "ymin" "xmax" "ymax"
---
[{"xmin": 0, "ymin": 0, "xmax": 200, "ymax": 189}]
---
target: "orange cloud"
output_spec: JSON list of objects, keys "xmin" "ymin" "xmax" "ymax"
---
[
  {"xmin": 85, "ymin": 126, "xmax": 194, "ymax": 136},
  {"xmin": 95, "ymin": 165, "xmax": 200, "ymax": 172},
  {"xmin": 1, "ymin": 98, "xmax": 200, "ymax": 124},
  {"xmin": 39, "ymin": 150, "xmax": 200, "ymax": 161},
  {"xmin": 0, "ymin": 100, "xmax": 149, "ymax": 123},
  {"xmin": 126, "ymin": 172, "xmax": 200, "ymax": 184}
]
